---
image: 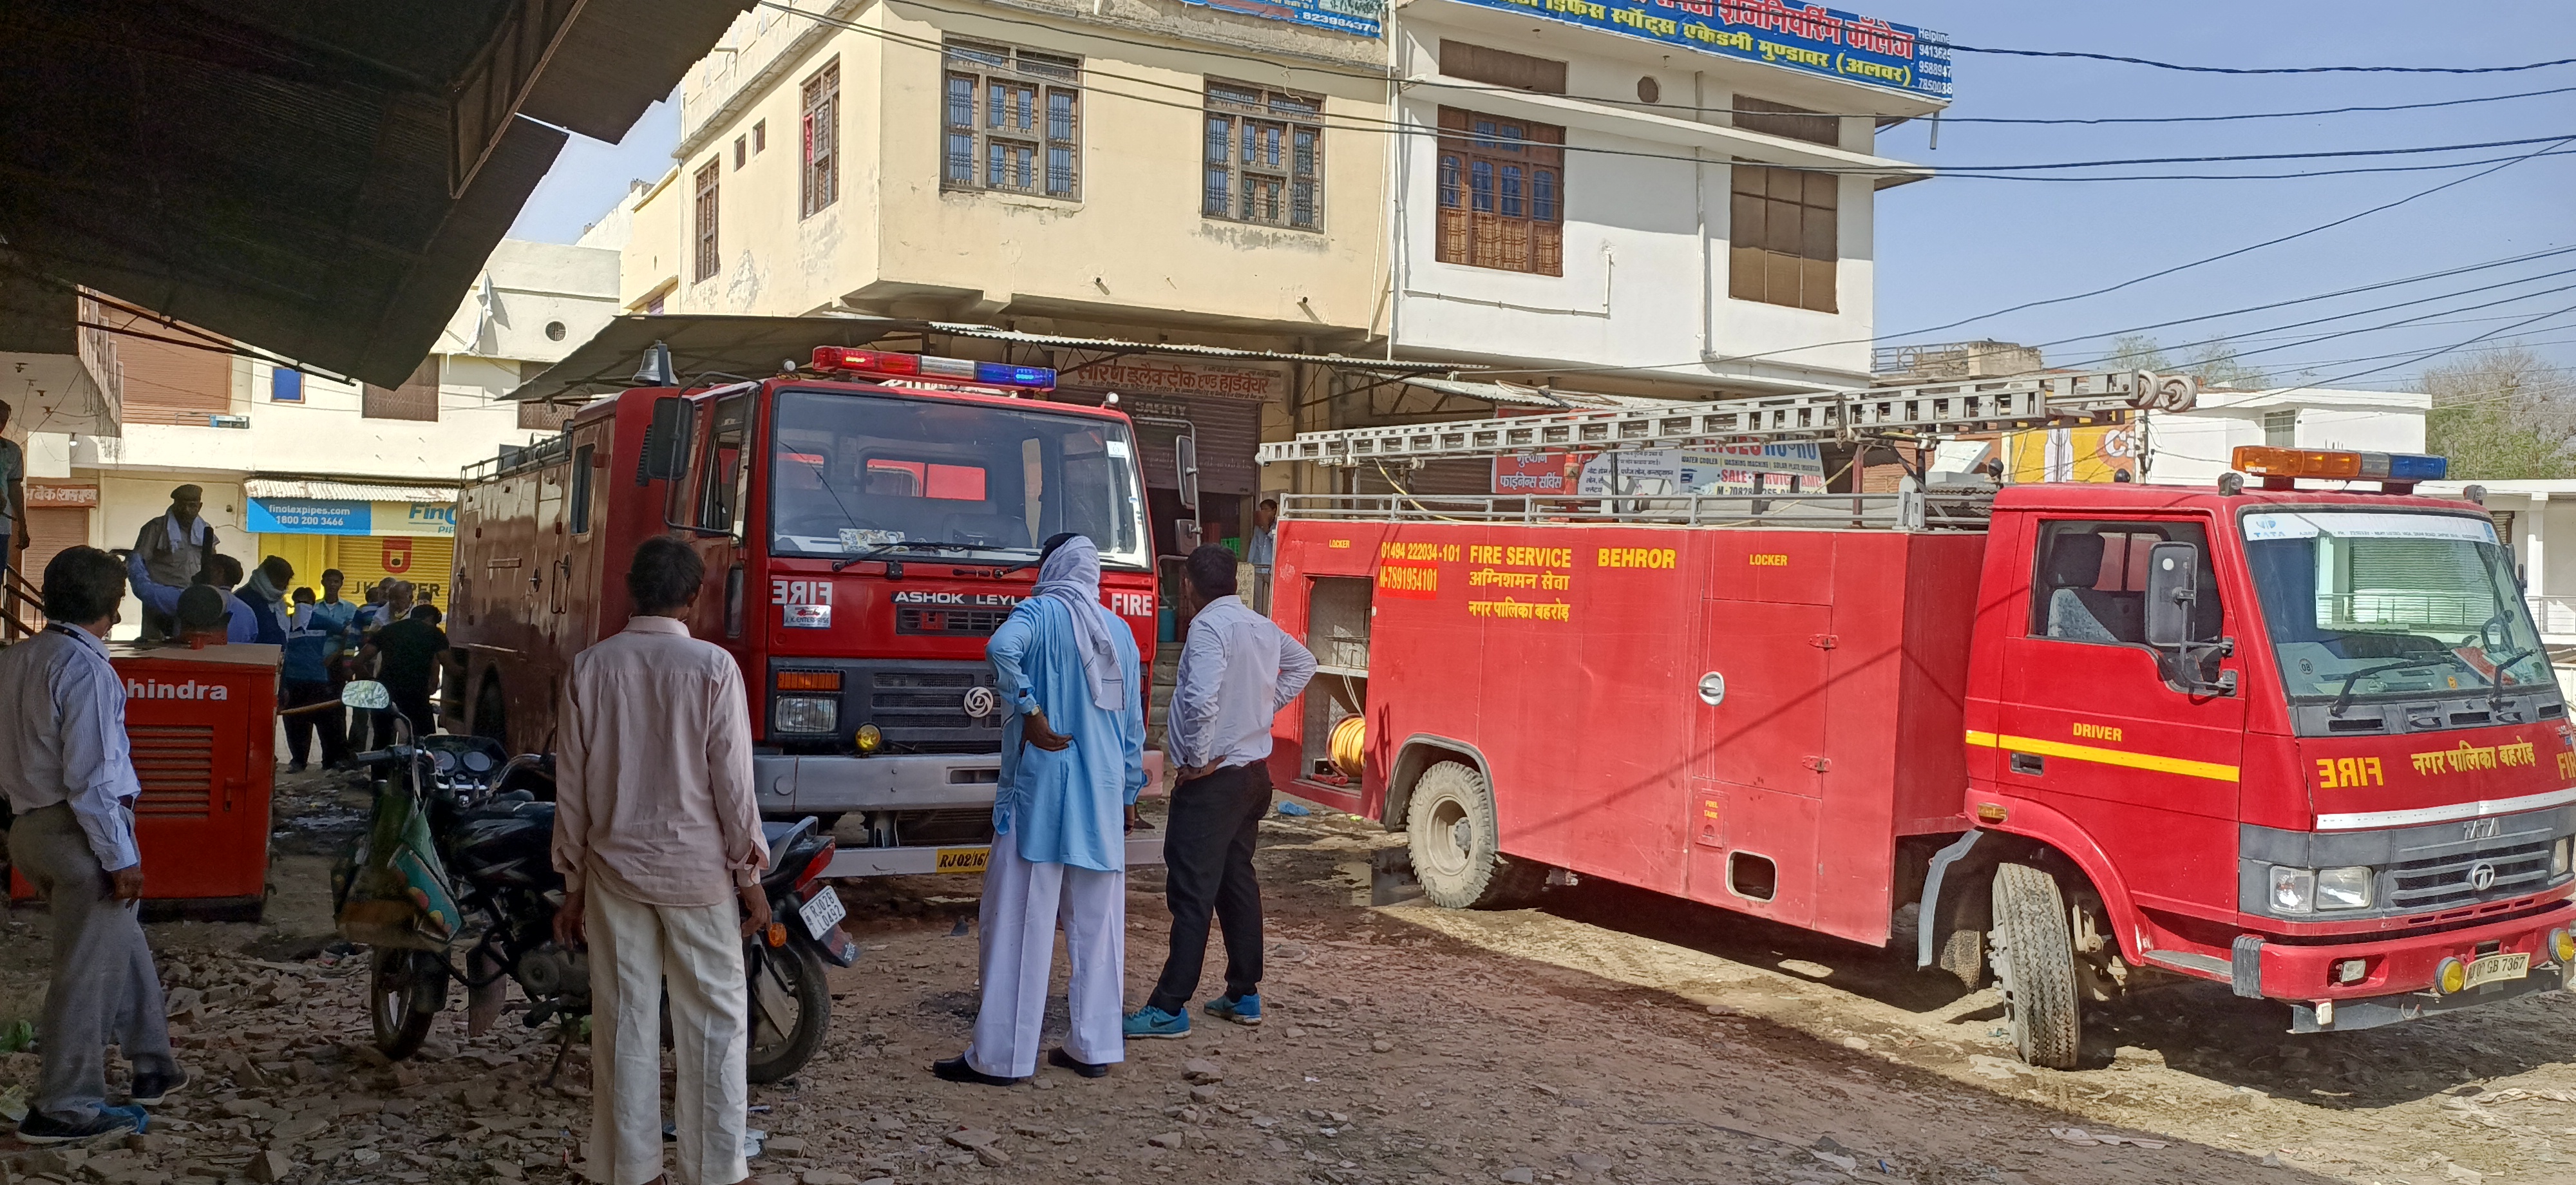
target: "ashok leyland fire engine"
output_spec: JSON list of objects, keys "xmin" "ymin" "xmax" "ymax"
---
[
  {"xmin": 448, "ymin": 345, "xmax": 1160, "ymax": 876},
  {"xmin": 1258, "ymin": 370, "xmax": 2576, "ymax": 1066}
]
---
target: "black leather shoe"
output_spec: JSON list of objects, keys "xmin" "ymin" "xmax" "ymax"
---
[
  {"xmin": 131, "ymin": 1066, "xmax": 189, "ymax": 1106},
  {"xmin": 1048, "ymin": 1048, "xmax": 1110, "ymax": 1078},
  {"xmin": 931, "ymin": 1056, "xmax": 1023, "ymax": 1087}
]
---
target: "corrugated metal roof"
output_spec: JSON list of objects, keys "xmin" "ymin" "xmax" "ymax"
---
[
  {"xmin": 923, "ymin": 324, "xmax": 1452, "ymax": 371},
  {"xmin": 1401, "ymin": 377, "xmax": 1682, "ymax": 410},
  {"xmin": 246, "ymin": 478, "xmax": 456, "ymax": 503}
]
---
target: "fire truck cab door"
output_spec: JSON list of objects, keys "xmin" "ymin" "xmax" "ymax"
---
[
  {"xmin": 687, "ymin": 392, "xmax": 756, "ymax": 648},
  {"xmin": 1687, "ymin": 596, "xmax": 1829, "ymax": 927},
  {"xmin": 1993, "ymin": 518, "xmax": 2245, "ymax": 917}
]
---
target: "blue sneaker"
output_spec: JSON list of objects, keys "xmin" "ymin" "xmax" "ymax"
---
[
  {"xmin": 1122, "ymin": 1005, "xmax": 1191, "ymax": 1039},
  {"xmin": 1203, "ymin": 993, "xmax": 1263, "ymax": 1026}
]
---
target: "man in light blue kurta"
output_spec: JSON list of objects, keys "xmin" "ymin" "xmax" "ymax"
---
[{"xmin": 936, "ymin": 535, "xmax": 1146, "ymax": 1085}]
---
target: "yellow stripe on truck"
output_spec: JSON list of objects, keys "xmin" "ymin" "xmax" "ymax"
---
[{"xmin": 1965, "ymin": 730, "xmax": 2240, "ymax": 784}]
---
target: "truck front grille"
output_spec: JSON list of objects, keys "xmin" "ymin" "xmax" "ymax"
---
[
  {"xmin": 897, "ymin": 608, "xmax": 1009, "ymax": 636},
  {"xmin": 2389, "ymin": 839, "xmax": 2555, "ymax": 910},
  {"xmin": 870, "ymin": 670, "xmax": 1000, "ymax": 743}
]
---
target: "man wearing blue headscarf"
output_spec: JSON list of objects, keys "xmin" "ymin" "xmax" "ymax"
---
[{"xmin": 935, "ymin": 533, "xmax": 1146, "ymax": 1085}]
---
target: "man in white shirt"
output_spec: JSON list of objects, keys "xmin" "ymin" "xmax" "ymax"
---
[
  {"xmin": 0, "ymin": 547, "xmax": 184, "ymax": 1142},
  {"xmin": 1125, "ymin": 545, "xmax": 1315, "ymax": 1039}
]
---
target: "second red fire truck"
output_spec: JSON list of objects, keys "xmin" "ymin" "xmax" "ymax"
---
[
  {"xmin": 447, "ymin": 345, "xmax": 1162, "ymax": 877},
  {"xmin": 1257, "ymin": 370, "xmax": 2576, "ymax": 1066}
]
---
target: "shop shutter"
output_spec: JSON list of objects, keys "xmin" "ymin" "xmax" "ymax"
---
[
  {"xmin": 330, "ymin": 536, "xmax": 458, "ymax": 605},
  {"xmin": 1057, "ymin": 390, "xmax": 1262, "ymax": 496},
  {"xmin": 1356, "ymin": 459, "xmax": 1492, "ymax": 498},
  {"xmin": 364, "ymin": 357, "xmax": 441, "ymax": 422},
  {"xmin": 19, "ymin": 507, "xmax": 90, "ymax": 585}
]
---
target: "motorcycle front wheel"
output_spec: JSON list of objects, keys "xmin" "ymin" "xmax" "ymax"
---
[
  {"xmin": 744, "ymin": 940, "xmax": 829, "ymax": 1083},
  {"xmin": 368, "ymin": 948, "xmax": 450, "ymax": 1059}
]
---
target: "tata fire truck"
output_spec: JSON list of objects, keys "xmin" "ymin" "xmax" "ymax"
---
[
  {"xmin": 1256, "ymin": 370, "xmax": 2576, "ymax": 1066},
  {"xmin": 448, "ymin": 346, "xmax": 1160, "ymax": 877}
]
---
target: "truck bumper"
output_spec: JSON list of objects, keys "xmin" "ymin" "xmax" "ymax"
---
[
  {"xmin": 2239, "ymin": 901, "xmax": 2576, "ymax": 1031},
  {"xmin": 755, "ymin": 753, "xmax": 1002, "ymax": 814},
  {"xmin": 822, "ymin": 834, "xmax": 1166, "ymax": 879},
  {"xmin": 755, "ymin": 750, "xmax": 1166, "ymax": 815}
]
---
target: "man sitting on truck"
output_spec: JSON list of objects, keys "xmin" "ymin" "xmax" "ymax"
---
[{"xmin": 937, "ymin": 533, "xmax": 1146, "ymax": 1086}]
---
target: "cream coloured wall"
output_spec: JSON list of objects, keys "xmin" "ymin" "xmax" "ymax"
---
[{"xmin": 641, "ymin": 1, "xmax": 1388, "ymax": 337}]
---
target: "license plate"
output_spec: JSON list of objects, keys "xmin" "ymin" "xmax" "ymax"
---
[
  {"xmin": 2466, "ymin": 951, "xmax": 2530, "ymax": 989},
  {"xmin": 797, "ymin": 886, "xmax": 846, "ymax": 940},
  {"xmin": 935, "ymin": 846, "xmax": 990, "ymax": 875}
]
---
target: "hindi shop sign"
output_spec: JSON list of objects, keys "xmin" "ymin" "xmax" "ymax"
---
[
  {"xmin": 1448, "ymin": 0, "xmax": 1949, "ymax": 100},
  {"xmin": 1179, "ymin": 0, "xmax": 1383, "ymax": 36},
  {"xmin": 1070, "ymin": 359, "xmax": 1288, "ymax": 403}
]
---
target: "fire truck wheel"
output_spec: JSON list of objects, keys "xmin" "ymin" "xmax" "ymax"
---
[
  {"xmin": 368, "ymin": 948, "xmax": 446, "ymax": 1060},
  {"xmin": 1989, "ymin": 862, "xmax": 2081, "ymax": 1070},
  {"xmin": 1406, "ymin": 761, "xmax": 1547, "ymax": 909}
]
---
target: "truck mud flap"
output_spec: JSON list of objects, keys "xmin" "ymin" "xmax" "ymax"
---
[
  {"xmin": 822, "ymin": 834, "xmax": 1166, "ymax": 878},
  {"xmin": 2289, "ymin": 967, "xmax": 2571, "ymax": 1034}
]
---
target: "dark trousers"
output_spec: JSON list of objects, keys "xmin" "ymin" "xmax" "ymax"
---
[
  {"xmin": 1147, "ymin": 762, "xmax": 1271, "ymax": 1012},
  {"xmin": 282, "ymin": 679, "xmax": 347, "ymax": 768},
  {"xmin": 391, "ymin": 688, "xmax": 435, "ymax": 739}
]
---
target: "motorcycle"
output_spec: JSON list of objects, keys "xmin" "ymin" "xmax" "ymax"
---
[{"xmin": 330, "ymin": 680, "xmax": 855, "ymax": 1083}]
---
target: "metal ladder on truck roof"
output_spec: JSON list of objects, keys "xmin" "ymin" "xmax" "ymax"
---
[{"xmin": 1257, "ymin": 369, "xmax": 2199, "ymax": 532}]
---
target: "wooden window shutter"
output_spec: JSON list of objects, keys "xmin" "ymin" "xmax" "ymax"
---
[
  {"xmin": 364, "ymin": 357, "xmax": 440, "ymax": 422},
  {"xmin": 106, "ymin": 309, "xmax": 230, "ymax": 424}
]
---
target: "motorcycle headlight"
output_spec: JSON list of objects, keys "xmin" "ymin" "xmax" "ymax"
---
[
  {"xmin": 2554, "ymin": 837, "xmax": 2571, "ymax": 878},
  {"xmin": 2316, "ymin": 866, "xmax": 2372, "ymax": 911},
  {"xmin": 2269, "ymin": 866, "xmax": 2316, "ymax": 914},
  {"xmin": 773, "ymin": 696, "xmax": 838, "ymax": 735}
]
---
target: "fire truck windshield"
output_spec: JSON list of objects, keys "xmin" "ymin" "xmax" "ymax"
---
[
  {"xmin": 769, "ymin": 388, "xmax": 1149, "ymax": 568},
  {"xmin": 2241, "ymin": 510, "xmax": 2548, "ymax": 704}
]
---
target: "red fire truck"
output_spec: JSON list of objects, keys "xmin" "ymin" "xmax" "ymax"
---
[
  {"xmin": 1258, "ymin": 370, "xmax": 2576, "ymax": 1066},
  {"xmin": 448, "ymin": 345, "xmax": 1161, "ymax": 875}
]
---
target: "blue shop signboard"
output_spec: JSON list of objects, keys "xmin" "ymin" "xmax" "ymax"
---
[
  {"xmin": 247, "ymin": 498, "xmax": 370, "ymax": 534},
  {"xmin": 1448, "ymin": 0, "xmax": 1949, "ymax": 100},
  {"xmin": 1180, "ymin": 0, "xmax": 1383, "ymax": 38}
]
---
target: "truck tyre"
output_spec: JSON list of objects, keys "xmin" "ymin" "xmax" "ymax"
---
[
  {"xmin": 1406, "ymin": 761, "xmax": 1547, "ymax": 909},
  {"xmin": 472, "ymin": 675, "xmax": 508, "ymax": 749},
  {"xmin": 1989, "ymin": 862, "xmax": 2081, "ymax": 1069}
]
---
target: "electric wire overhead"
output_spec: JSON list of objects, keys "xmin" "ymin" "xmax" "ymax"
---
[{"xmin": 1949, "ymin": 46, "xmax": 2576, "ymax": 75}]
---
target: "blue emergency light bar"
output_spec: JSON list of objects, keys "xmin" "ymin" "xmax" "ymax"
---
[{"xmin": 810, "ymin": 346, "xmax": 1056, "ymax": 391}]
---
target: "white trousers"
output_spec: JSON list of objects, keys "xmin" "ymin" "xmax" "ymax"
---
[
  {"xmin": 965, "ymin": 828, "xmax": 1126, "ymax": 1077},
  {"xmin": 587, "ymin": 881, "xmax": 749, "ymax": 1185}
]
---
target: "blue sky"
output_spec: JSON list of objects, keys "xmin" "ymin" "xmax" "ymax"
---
[{"xmin": 507, "ymin": 2, "xmax": 2575, "ymax": 388}]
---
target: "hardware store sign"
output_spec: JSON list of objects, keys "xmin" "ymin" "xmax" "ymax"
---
[
  {"xmin": 248, "ymin": 498, "xmax": 457, "ymax": 537},
  {"xmin": 1448, "ymin": 0, "xmax": 1951, "ymax": 100}
]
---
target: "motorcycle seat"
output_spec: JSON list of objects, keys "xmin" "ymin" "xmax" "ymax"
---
[{"xmin": 761, "ymin": 817, "xmax": 819, "ymax": 851}]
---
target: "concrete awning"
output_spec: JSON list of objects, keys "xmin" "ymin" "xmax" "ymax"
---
[
  {"xmin": 0, "ymin": 0, "xmax": 753, "ymax": 388},
  {"xmin": 245, "ymin": 477, "xmax": 457, "ymax": 504}
]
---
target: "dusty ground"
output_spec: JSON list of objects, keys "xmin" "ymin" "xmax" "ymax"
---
[{"xmin": 3, "ymin": 766, "xmax": 2575, "ymax": 1185}]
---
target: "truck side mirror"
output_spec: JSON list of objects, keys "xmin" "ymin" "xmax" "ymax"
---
[
  {"xmin": 2143, "ymin": 541, "xmax": 2200, "ymax": 648},
  {"xmin": 642, "ymin": 396, "xmax": 692, "ymax": 482},
  {"xmin": 1175, "ymin": 433, "xmax": 1200, "ymax": 512}
]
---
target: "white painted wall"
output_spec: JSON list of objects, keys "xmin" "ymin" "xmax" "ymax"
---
[
  {"xmin": 1387, "ymin": 0, "xmax": 1937, "ymax": 393},
  {"xmin": 2142, "ymin": 387, "xmax": 2430, "ymax": 486}
]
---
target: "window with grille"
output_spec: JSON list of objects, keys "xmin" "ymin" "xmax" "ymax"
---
[
  {"xmin": 363, "ymin": 357, "xmax": 440, "ymax": 422},
  {"xmin": 1204, "ymin": 82, "xmax": 1323, "ymax": 230},
  {"xmin": 2264, "ymin": 410, "xmax": 2297, "ymax": 447},
  {"xmin": 801, "ymin": 61, "xmax": 840, "ymax": 216},
  {"xmin": 1728, "ymin": 162, "xmax": 1836, "ymax": 312},
  {"xmin": 692, "ymin": 160, "xmax": 721, "ymax": 283},
  {"xmin": 1732, "ymin": 96, "xmax": 1839, "ymax": 147},
  {"xmin": 1434, "ymin": 108, "xmax": 1564, "ymax": 276},
  {"xmin": 942, "ymin": 42, "xmax": 1081, "ymax": 199}
]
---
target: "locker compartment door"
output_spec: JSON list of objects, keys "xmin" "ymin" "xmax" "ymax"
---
[{"xmin": 1687, "ymin": 598, "xmax": 1831, "ymax": 925}]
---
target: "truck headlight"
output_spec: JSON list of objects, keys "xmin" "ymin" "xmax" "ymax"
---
[
  {"xmin": 774, "ymin": 696, "xmax": 838, "ymax": 734},
  {"xmin": 2554, "ymin": 837, "xmax": 2571, "ymax": 877},
  {"xmin": 2269, "ymin": 866, "xmax": 2316, "ymax": 914},
  {"xmin": 2316, "ymin": 866, "xmax": 2372, "ymax": 911}
]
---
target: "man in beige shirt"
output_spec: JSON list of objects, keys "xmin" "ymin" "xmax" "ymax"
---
[{"xmin": 553, "ymin": 537, "xmax": 770, "ymax": 1185}]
